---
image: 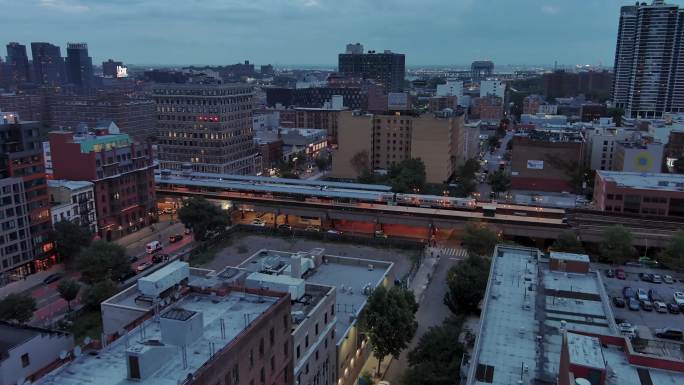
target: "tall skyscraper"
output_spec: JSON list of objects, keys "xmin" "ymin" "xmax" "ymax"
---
[
  {"xmin": 471, "ymin": 60, "xmax": 494, "ymax": 83},
  {"xmin": 31, "ymin": 42, "xmax": 65, "ymax": 86},
  {"xmin": 5, "ymin": 42, "xmax": 30, "ymax": 84},
  {"xmin": 65, "ymin": 42, "xmax": 93, "ymax": 89},
  {"xmin": 153, "ymin": 83, "xmax": 257, "ymax": 175},
  {"xmin": 338, "ymin": 45, "xmax": 405, "ymax": 92},
  {"xmin": 612, "ymin": 0, "xmax": 684, "ymax": 118}
]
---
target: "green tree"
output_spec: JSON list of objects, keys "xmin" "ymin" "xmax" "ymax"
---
[
  {"xmin": 0, "ymin": 293, "xmax": 36, "ymax": 324},
  {"xmin": 457, "ymin": 158, "xmax": 481, "ymax": 181},
  {"xmin": 50, "ymin": 220, "xmax": 92, "ymax": 261},
  {"xmin": 82, "ymin": 280, "xmax": 117, "ymax": 310},
  {"xmin": 280, "ymin": 171, "xmax": 300, "ymax": 179},
  {"xmin": 444, "ymin": 255, "xmax": 491, "ymax": 314},
  {"xmin": 178, "ymin": 196, "xmax": 230, "ymax": 240},
  {"xmin": 599, "ymin": 225, "xmax": 635, "ymax": 264},
  {"xmin": 314, "ymin": 153, "xmax": 330, "ymax": 171},
  {"xmin": 607, "ymin": 107, "xmax": 624, "ymax": 126},
  {"xmin": 402, "ymin": 317, "xmax": 465, "ymax": 385},
  {"xmin": 488, "ymin": 170, "xmax": 511, "ymax": 195},
  {"xmin": 660, "ymin": 230, "xmax": 684, "ymax": 270},
  {"xmin": 350, "ymin": 150, "xmax": 371, "ymax": 178},
  {"xmin": 551, "ymin": 232, "xmax": 584, "ymax": 254},
  {"xmin": 75, "ymin": 241, "xmax": 130, "ymax": 284},
  {"xmin": 487, "ymin": 136, "xmax": 500, "ymax": 150},
  {"xmin": 389, "ymin": 158, "xmax": 426, "ymax": 193},
  {"xmin": 451, "ymin": 179, "xmax": 477, "ymax": 198},
  {"xmin": 360, "ymin": 285, "xmax": 418, "ymax": 377},
  {"xmin": 462, "ymin": 224, "xmax": 499, "ymax": 257},
  {"xmin": 57, "ymin": 279, "xmax": 81, "ymax": 311}
]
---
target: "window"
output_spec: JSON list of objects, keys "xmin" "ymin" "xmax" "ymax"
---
[
  {"xmin": 259, "ymin": 338, "xmax": 264, "ymax": 358},
  {"xmin": 305, "ymin": 335, "xmax": 309, "ymax": 348},
  {"xmin": 324, "ymin": 312, "xmax": 328, "ymax": 324},
  {"xmin": 284, "ymin": 341, "xmax": 289, "ymax": 358},
  {"xmin": 271, "ymin": 355, "xmax": 275, "ymax": 372},
  {"xmin": 296, "ymin": 344, "xmax": 300, "ymax": 359},
  {"xmin": 249, "ymin": 349, "xmax": 254, "ymax": 368},
  {"xmin": 283, "ymin": 314, "xmax": 288, "ymax": 332},
  {"xmin": 21, "ymin": 353, "xmax": 30, "ymax": 368},
  {"xmin": 269, "ymin": 327, "xmax": 275, "ymax": 346}
]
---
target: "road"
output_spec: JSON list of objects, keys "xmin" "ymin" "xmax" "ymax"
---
[
  {"xmin": 478, "ymin": 131, "xmax": 513, "ymax": 199},
  {"xmin": 383, "ymin": 253, "xmax": 463, "ymax": 382}
]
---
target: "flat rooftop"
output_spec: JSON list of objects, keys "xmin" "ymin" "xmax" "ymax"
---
[
  {"xmin": 597, "ymin": 170, "xmax": 684, "ymax": 192},
  {"xmin": 37, "ymin": 291, "xmax": 278, "ymax": 385},
  {"xmin": 549, "ymin": 251, "xmax": 590, "ymax": 263}
]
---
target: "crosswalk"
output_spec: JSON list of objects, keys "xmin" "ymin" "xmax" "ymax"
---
[{"xmin": 426, "ymin": 246, "xmax": 468, "ymax": 259}]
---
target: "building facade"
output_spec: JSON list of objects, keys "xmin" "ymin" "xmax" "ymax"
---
[
  {"xmin": 471, "ymin": 61, "xmax": 494, "ymax": 83},
  {"xmin": 0, "ymin": 178, "xmax": 33, "ymax": 284},
  {"xmin": 48, "ymin": 180, "xmax": 97, "ymax": 234},
  {"xmin": 49, "ymin": 124, "xmax": 155, "ymax": 241},
  {"xmin": 594, "ymin": 170, "xmax": 684, "ymax": 216},
  {"xmin": 31, "ymin": 42, "xmax": 65, "ymax": 87},
  {"xmin": 154, "ymin": 83, "xmax": 257, "ymax": 174},
  {"xmin": 5, "ymin": 42, "xmax": 30, "ymax": 85},
  {"xmin": 613, "ymin": 139, "xmax": 664, "ymax": 173},
  {"xmin": 338, "ymin": 49, "xmax": 405, "ymax": 92},
  {"xmin": 65, "ymin": 43, "xmax": 93, "ymax": 89}
]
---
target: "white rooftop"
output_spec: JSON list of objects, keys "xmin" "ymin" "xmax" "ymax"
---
[
  {"xmin": 550, "ymin": 251, "xmax": 590, "ymax": 263},
  {"xmin": 47, "ymin": 179, "xmax": 94, "ymax": 191},
  {"xmin": 36, "ymin": 291, "xmax": 278, "ymax": 385},
  {"xmin": 566, "ymin": 333, "xmax": 605, "ymax": 370},
  {"xmin": 597, "ymin": 170, "xmax": 684, "ymax": 192}
]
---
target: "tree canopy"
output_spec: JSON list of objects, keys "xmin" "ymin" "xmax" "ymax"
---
[
  {"xmin": 402, "ymin": 317, "xmax": 465, "ymax": 385},
  {"xmin": 57, "ymin": 279, "xmax": 81, "ymax": 311},
  {"xmin": 82, "ymin": 280, "xmax": 117, "ymax": 310},
  {"xmin": 462, "ymin": 224, "xmax": 499, "ymax": 257},
  {"xmin": 0, "ymin": 293, "xmax": 36, "ymax": 324},
  {"xmin": 350, "ymin": 150, "xmax": 371, "ymax": 177},
  {"xmin": 599, "ymin": 225, "xmax": 635, "ymax": 264},
  {"xmin": 444, "ymin": 255, "xmax": 491, "ymax": 314},
  {"xmin": 660, "ymin": 230, "xmax": 684, "ymax": 270},
  {"xmin": 177, "ymin": 196, "xmax": 230, "ymax": 240},
  {"xmin": 361, "ymin": 285, "xmax": 418, "ymax": 376},
  {"xmin": 389, "ymin": 158, "xmax": 426, "ymax": 193},
  {"xmin": 75, "ymin": 240, "xmax": 130, "ymax": 284},
  {"xmin": 487, "ymin": 170, "xmax": 511, "ymax": 194},
  {"xmin": 551, "ymin": 232, "xmax": 585, "ymax": 254},
  {"xmin": 50, "ymin": 220, "xmax": 92, "ymax": 261}
]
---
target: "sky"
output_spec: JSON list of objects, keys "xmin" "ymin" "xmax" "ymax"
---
[{"xmin": 0, "ymin": 0, "xmax": 664, "ymax": 67}]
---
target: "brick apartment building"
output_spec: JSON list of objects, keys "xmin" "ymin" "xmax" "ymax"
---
[{"xmin": 594, "ymin": 171, "xmax": 684, "ymax": 217}]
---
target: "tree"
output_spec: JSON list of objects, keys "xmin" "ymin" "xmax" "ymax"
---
[
  {"xmin": 0, "ymin": 293, "xmax": 36, "ymax": 324},
  {"xmin": 178, "ymin": 196, "xmax": 230, "ymax": 240},
  {"xmin": 314, "ymin": 153, "xmax": 330, "ymax": 171},
  {"xmin": 50, "ymin": 220, "xmax": 92, "ymax": 261},
  {"xmin": 599, "ymin": 225, "xmax": 635, "ymax": 264},
  {"xmin": 488, "ymin": 170, "xmax": 511, "ymax": 195},
  {"xmin": 75, "ymin": 241, "xmax": 130, "ymax": 284},
  {"xmin": 457, "ymin": 158, "xmax": 481, "ymax": 181},
  {"xmin": 607, "ymin": 107, "xmax": 624, "ymax": 126},
  {"xmin": 57, "ymin": 279, "xmax": 81, "ymax": 311},
  {"xmin": 451, "ymin": 179, "xmax": 477, "ymax": 198},
  {"xmin": 402, "ymin": 317, "xmax": 465, "ymax": 385},
  {"xmin": 350, "ymin": 150, "xmax": 371, "ymax": 178},
  {"xmin": 360, "ymin": 285, "xmax": 418, "ymax": 377},
  {"xmin": 551, "ymin": 232, "xmax": 584, "ymax": 254},
  {"xmin": 444, "ymin": 255, "xmax": 491, "ymax": 314},
  {"xmin": 82, "ymin": 280, "xmax": 117, "ymax": 310},
  {"xmin": 280, "ymin": 171, "xmax": 300, "ymax": 179},
  {"xmin": 660, "ymin": 231, "xmax": 684, "ymax": 270},
  {"xmin": 389, "ymin": 158, "xmax": 426, "ymax": 193},
  {"xmin": 487, "ymin": 135, "xmax": 500, "ymax": 150},
  {"xmin": 462, "ymin": 224, "xmax": 499, "ymax": 257}
]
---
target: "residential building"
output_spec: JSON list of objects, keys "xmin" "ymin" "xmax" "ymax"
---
[
  {"xmin": 49, "ymin": 93, "xmax": 157, "ymax": 142},
  {"xmin": 48, "ymin": 123, "xmax": 155, "ymax": 241},
  {"xmin": 331, "ymin": 110, "xmax": 468, "ymax": 183},
  {"xmin": 510, "ymin": 129, "xmax": 585, "ymax": 192},
  {"xmin": 47, "ymin": 180, "xmax": 96, "ymax": 234},
  {"xmin": 436, "ymin": 80, "xmax": 464, "ymax": 99},
  {"xmin": 465, "ymin": 244, "xmax": 684, "ymax": 385},
  {"xmin": 594, "ymin": 170, "xmax": 684, "ymax": 216},
  {"xmin": 153, "ymin": 83, "xmax": 257, "ymax": 175},
  {"xmin": 0, "ymin": 322, "xmax": 74, "ymax": 385},
  {"xmin": 101, "ymin": 59, "xmax": 123, "ymax": 78},
  {"xmin": 580, "ymin": 103, "xmax": 607, "ymax": 122},
  {"xmin": 294, "ymin": 97, "xmax": 344, "ymax": 142},
  {"xmin": 480, "ymin": 80, "xmax": 505, "ymax": 98},
  {"xmin": 471, "ymin": 96, "xmax": 503, "ymax": 124},
  {"xmin": 667, "ymin": 127, "xmax": 684, "ymax": 161},
  {"xmin": 585, "ymin": 125, "xmax": 632, "ymax": 171},
  {"xmin": 522, "ymin": 94, "xmax": 543, "ymax": 114},
  {"xmin": 519, "ymin": 113, "xmax": 568, "ymax": 128},
  {"xmin": 0, "ymin": 178, "xmax": 32, "ymax": 284},
  {"xmin": 43, "ymin": 261, "xmax": 293, "ymax": 385},
  {"xmin": 0, "ymin": 111, "xmax": 52, "ymax": 275},
  {"xmin": 345, "ymin": 43, "xmax": 364, "ymax": 54},
  {"xmin": 543, "ymin": 70, "xmax": 612, "ymax": 99},
  {"xmin": 256, "ymin": 137, "xmax": 284, "ymax": 173},
  {"xmin": 612, "ymin": 0, "xmax": 684, "ymax": 118},
  {"xmin": 0, "ymin": 92, "xmax": 49, "ymax": 125},
  {"xmin": 613, "ymin": 137, "xmax": 664, "ymax": 173},
  {"xmin": 338, "ymin": 47, "xmax": 405, "ymax": 92},
  {"xmin": 253, "ymin": 110, "xmax": 280, "ymax": 131},
  {"xmin": 64, "ymin": 43, "xmax": 93, "ymax": 89},
  {"xmin": 471, "ymin": 60, "xmax": 494, "ymax": 83},
  {"xmin": 265, "ymin": 86, "xmax": 365, "ymax": 110},
  {"xmin": 30, "ymin": 42, "xmax": 65, "ymax": 86},
  {"xmin": 5, "ymin": 42, "xmax": 30, "ymax": 85},
  {"xmin": 428, "ymin": 95, "xmax": 458, "ymax": 113}
]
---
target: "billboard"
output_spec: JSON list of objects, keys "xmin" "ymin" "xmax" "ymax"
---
[
  {"xmin": 387, "ymin": 92, "xmax": 408, "ymax": 110},
  {"xmin": 526, "ymin": 160, "xmax": 544, "ymax": 169}
]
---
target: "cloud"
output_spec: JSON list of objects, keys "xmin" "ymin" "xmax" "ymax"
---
[
  {"xmin": 38, "ymin": 0, "xmax": 88, "ymax": 13},
  {"xmin": 541, "ymin": 4, "xmax": 560, "ymax": 15}
]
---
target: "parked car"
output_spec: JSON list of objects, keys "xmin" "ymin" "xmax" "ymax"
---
[
  {"xmin": 152, "ymin": 254, "xmax": 168, "ymax": 264},
  {"xmin": 673, "ymin": 291, "xmax": 684, "ymax": 306},
  {"xmin": 649, "ymin": 288, "xmax": 663, "ymax": 302},
  {"xmin": 668, "ymin": 303, "xmax": 681, "ymax": 314},
  {"xmin": 146, "ymin": 240, "xmax": 163, "ymax": 254},
  {"xmin": 639, "ymin": 273, "xmax": 653, "ymax": 282},
  {"xmin": 623, "ymin": 286, "xmax": 636, "ymax": 299},
  {"xmin": 641, "ymin": 300, "xmax": 654, "ymax": 311},
  {"xmin": 606, "ymin": 269, "xmax": 616, "ymax": 278},
  {"xmin": 169, "ymin": 234, "xmax": 183, "ymax": 243},
  {"xmin": 327, "ymin": 229, "xmax": 343, "ymax": 236},
  {"xmin": 637, "ymin": 288, "xmax": 649, "ymax": 301},
  {"xmin": 655, "ymin": 328, "xmax": 683, "ymax": 340},
  {"xmin": 652, "ymin": 274, "xmax": 663, "ymax": 284},
  {"xmin": 136, "ymin": 261, "xmax": 153, "ymax": 273},
  {"xmin": 612, "ymin": 296, "xmax": 626, "ymax": 308},
  {"xmin": 305, "ymin": 225, "xmax": 320, "ymax": 232},
  {"xmin": 250, "ymin": 219, "xmax": 266, "ymax": 227},
  {"xmin": 628, "ymin": 298, "xmax": 640, "ymax": 311},
  {"xmin": 128, "ymin": 255, "xmax": 139, "ymax": 263},
  {"xmin": 616, "ymin": 268, "xmax": 626, "ymax": 280},
  {"xmin": 277, "ymin": 224, "xmax": 292, "ymax": 231},
  {"xmin": 42, "ymin": 273, "xmax": 62, "ymax": 285},
  {"xmin": 664, "ymin": 275, "xmax": 674, "ymax": 284},
  {"xmin": 654, "ymin": 301, "xmax": 668, "ymax": 313},
  {"xmin": 374, "ymin": 230, "xmax": 388, "ymax": 239},
  {"xmin": 618, "ymin": 322, "xmax": 637, "ymax": 338}
]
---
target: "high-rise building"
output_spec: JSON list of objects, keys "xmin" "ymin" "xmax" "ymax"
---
[
  {"xmin": 5, "ymin": 42, "xmax": 30, "ymax": 84},
  {"xmin": 49, "ymin": 123, "xmax": 156, "ymax": 241},
  {"xmin": 31, "ymin": 42, "xmax": 65, "ymax": 86},
  {"xmin": 612, "ymin": 0, "xmax": 684, "ymax": 118},
  {"xmin": 102, "ymin": 59, "xmax": 125, "ymax": 78},
  {"xmin": 153, "ymin": 83, "xmax": 257, "ymax": 174},
  {"xmin": 338, "ymin": 46, "xmax": 405, "ymax": 92},
  {"xmin": 471, "ymin": 60, "xmax": 494, "ymax": 83},
  {"xmin": 345, "ymin": 42, "xmax": 364, "ymax": 54},
  {"xmin": 65, "ymin": 42, "xmax": 93, "ymax": 89},
  {"xmin": 0, "ymin": 111, "xmax": 53, "ymax": 278}
]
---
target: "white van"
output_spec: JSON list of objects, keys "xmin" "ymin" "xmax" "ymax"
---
[{"xmin": 146, "ymin": 240, "xmax": 162, "ymax": 254}]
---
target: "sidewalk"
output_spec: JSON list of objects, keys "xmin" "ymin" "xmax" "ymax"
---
[{"xmin": 0, "ymin": 264, "xmax": 66, "ymax": 298}]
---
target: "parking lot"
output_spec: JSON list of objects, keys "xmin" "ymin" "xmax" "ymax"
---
[{"xmin": 601, "ymin": 263, "xmax": 684, "ymax": 337}]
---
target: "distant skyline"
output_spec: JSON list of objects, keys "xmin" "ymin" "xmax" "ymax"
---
[{"xmin": 0, "ymin": 0, "xmax": 673, "ymax": 67}]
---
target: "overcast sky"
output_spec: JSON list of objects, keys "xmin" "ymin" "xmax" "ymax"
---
[{"xmin": 0, "ymin": 0, "xmax": 657, "ymax": 67}]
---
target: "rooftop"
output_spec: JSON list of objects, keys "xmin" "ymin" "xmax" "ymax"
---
[
  {"xmin": 0, "ymin": 322, "xmax": 71, "ymax": 360},
  {"xmin": 47, "ymin": 179, "xmax": 94, "ymax": 191},
  {"xmin": 37, "ymin": 291, "xmax": 279, "ymax": 385},
  {"xmin": 566, "ymin": 333, "xmax": 605, "ymax": 370},
  {"xmin": 597, "ymin": 170, "xmax": 684, "ymax": 192},
  {"xmin": 549, "ymin": 251, "xmax": 590, "ymax": 263}
]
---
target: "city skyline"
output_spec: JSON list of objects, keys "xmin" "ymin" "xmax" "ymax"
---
[{"xmin": 0, "ymin": 0, "xmax": 657, "ymax": 66}]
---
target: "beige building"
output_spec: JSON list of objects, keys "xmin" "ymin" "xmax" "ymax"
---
[
  {"xmin": 331, "ymin": 110, "xmax": 468, "ymax": 183},
  {"xmin": 294, "ymin": 107, "xmax": 342, "ymax": 143}
]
